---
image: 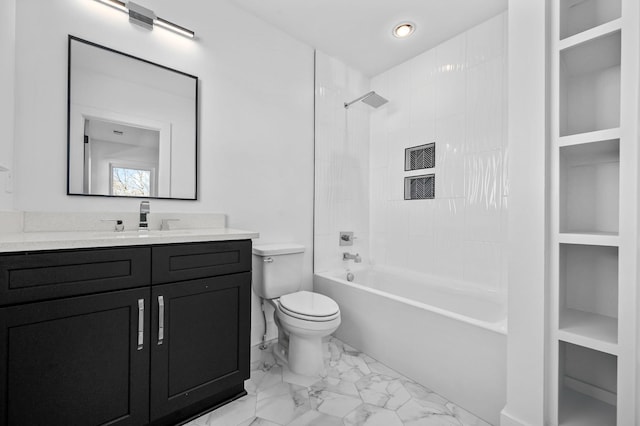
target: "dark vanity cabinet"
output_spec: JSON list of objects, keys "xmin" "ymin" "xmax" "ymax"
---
[
  {"xmin": 0, "ymin": 288, "xmax": 151, "ymax": 426},
  {"xmin": 0, "ymin": 240, "xmax": 252, "ymax": 426},
  {"xmin": 149, "ymin": 242, "xmax": 251, "ymax": 425}
]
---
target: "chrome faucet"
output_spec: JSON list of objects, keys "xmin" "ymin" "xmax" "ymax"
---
[
  {"xmin": 343, "ymin": 252, "xmax": 362, "ymax": 263},
  {"xmin": 139, "ymin": 201, "xmax": 150, "ymax": 230}
]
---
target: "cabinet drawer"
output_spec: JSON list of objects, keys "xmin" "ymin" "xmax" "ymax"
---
[
  {"xmin": 151, "ymin": 240, "xmax": 251, "ymax": 284},
  {"xmin": 0, "ymin": 246, "xmax": 151, "ymax": 306}
]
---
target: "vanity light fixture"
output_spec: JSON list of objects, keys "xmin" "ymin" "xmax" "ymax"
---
[
  {"xmin": 392, "ymin": 22, "xmax": 416, "ymax": 38},
  {"xmin": 95, "ymin": 0, "xmax": 195, "ymax": 39}
]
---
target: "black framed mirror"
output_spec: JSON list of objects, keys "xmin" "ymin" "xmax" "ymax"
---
[{"xmin": 67, "ymin": 36, "xmax": 198, "ymax": 200}]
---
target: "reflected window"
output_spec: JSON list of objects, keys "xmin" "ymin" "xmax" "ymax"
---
[{"xmin": 111, "ymin": 166, "xmax": 152, "ymax": 196}]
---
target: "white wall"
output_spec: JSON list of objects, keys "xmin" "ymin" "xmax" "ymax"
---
[
  {"xmin": 0, "ymin": 0, "xmax": 16, "ymax": 210},
  {"xmin": 12, "ymin": 0, "xmax": 315, "ymax": 346},
  {"xmin": 314, "ymin": 51, "xmax": 371, "ymax": 272},
  {"xmin": 500, "ymin": 0, "xmax": 548, "ymax": 425},
  {"xmin": 369, "ymin": 13, "xmax": 508, "ymax": 296}
]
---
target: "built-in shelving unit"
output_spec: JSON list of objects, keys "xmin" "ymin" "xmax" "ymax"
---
[{"xmin": 551, "ymin": 0, "xmax": 637, "ymax": 424}]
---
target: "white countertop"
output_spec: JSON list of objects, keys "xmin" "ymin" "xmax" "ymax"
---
[{"xmin": 0, "ymin": 228, "xmax": 259, "ymax": 252}]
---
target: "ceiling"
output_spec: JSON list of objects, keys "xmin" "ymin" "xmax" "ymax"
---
[{"xmin": 230, "ymin": 0, "xmax": 508, "ymax": 77}]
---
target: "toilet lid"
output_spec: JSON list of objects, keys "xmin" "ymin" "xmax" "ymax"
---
[{"xmin": 279, "ymin": 291, "xmax": 339, "ymax": 318}]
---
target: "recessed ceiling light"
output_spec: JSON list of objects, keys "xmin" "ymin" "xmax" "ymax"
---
[{"xmin": 393, "ymin": 22, "xmax": 415, "ymax": 38}]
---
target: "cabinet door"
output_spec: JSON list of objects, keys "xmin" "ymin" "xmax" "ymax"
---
[
  {"xmin": 150, "ymin": 273, "xmax": 250, "ymax": 422},
  {"xmin": 0, "ymin": 288, "xmax": 150, "ymax": 426}
]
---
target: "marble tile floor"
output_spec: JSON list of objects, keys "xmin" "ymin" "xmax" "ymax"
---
[{"xmin": 185, "ymin": 336, "xmax": 492, "ymax": 426}]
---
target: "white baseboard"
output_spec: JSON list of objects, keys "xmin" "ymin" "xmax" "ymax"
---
[{"xmin": 500, "ymin": 408, "xmax": 529, "ymax": 426}]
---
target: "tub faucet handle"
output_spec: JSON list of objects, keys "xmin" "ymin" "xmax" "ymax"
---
[
  {"xmin": 339, "ymin": 231, "xmax": 356, "ymax": 246},
  {"xmin": 101, "ymin": 219, "xmax": 124, "ymax": 232},
  {"xmin": 160, "ymin": 218, "xmax": 180, "ymax": 230}
]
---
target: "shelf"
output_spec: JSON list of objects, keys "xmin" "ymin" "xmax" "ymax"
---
[
  {"xmin": 559, "ymin": 342, "xmax": 617, "ymax": 425},
  {"xmin": 557, "ymin": 128, "xmax": 620, "ymax": 148},
  {"xmin": 558, "ymin": 232, "xmax": 618, "ymax": 246},
  {"xmin": 559, "ymin": 30, "xmax": 621, "ymax": 137},
  {"xmin": 561, "ymin": 30, "xmax": 620, "ymax": 77},
  {"xmin": 559, "ymin": 387, "xmax": 616, "ymax": 426},
  {"xmin": 559, "ymin": 139, "xmax": 619, "ymax": 234},
  {"xmin": 559, "ymin": 18, "xmax": 622, "ymax": 51},
  {"xmin": 559, "ymin": 243, "xmax": 618, "ymax": 345},
  {"xmin": 558, "ymin": 309, "xmax": 618, "ymax": 355},
  {"xmin": 560, "ymin": 0, "xmax": 621, "ymax": 40}
]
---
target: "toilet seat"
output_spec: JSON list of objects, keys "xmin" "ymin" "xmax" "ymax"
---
[
  {"xmin": 276, "ymin": 303, "xmax": 341, "ymax": 333},
  {"xmin": 278, "ymin": 291, "xmax": 340, "ymax": 322}
]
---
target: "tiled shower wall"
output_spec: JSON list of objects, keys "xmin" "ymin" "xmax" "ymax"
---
[
  {"xmin": 314, "ymin": 51, "xmax": 371, "ymax": 272},
  {"xmin": 369, "ymin": 13, "xmax": 508, "ymax": 295}
]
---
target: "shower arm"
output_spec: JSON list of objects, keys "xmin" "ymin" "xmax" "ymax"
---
[{"xmin": 344, "ymin": 91, "xmax": 375, "ymax": 109}]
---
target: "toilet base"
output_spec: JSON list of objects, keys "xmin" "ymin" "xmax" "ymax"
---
[
  {"xmin": 272, "ymin": 333, "xmax": 325, "ymax": 376},
  {"xmin": 288, "ymin": 334, "xmax": 325, "ymax": 376},
  {"xmin": 272, "ymin": 341, "xmax": 288, "ymax": 366}
]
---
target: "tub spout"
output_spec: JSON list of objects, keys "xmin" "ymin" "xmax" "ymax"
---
[{"xmin": 343, "ymin": 252, "xmax": 362, "ymax": 263}]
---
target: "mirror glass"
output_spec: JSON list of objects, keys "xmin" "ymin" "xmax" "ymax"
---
[{"xmin": 67, "ymin": 36, "xmax": 198, "ymax": 199}]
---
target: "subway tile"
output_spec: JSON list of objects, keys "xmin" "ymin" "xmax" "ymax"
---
[
  {"xmin": 466, "ymin": 13, "xmax": 505, "ymax": 68},
  {"xmin": 462, "ymin": 241, "xmax": 501, "ymax": 291},
  {"xmin": 463, "ymin": 150, "xmax": 503, "ymax": 242},
  {"xmin": 436, "ymin": 33, "xmax": 467, "ymax": 119},
  {"xmin": 406, "ymin": 236, "xmax": 435, "ymax": 275},
  {"xmin": 436, "ymin": 68, "xmax": 466, "ymax": 119},
  {"xmin": 407, "ymin": 199, "xmax": 435, "ymax": 238},
  {"xmin": 410, "ymin": 83, "xmax": 437, "ymax": 140},
  {"xmin": 433, "ymin": 198, "xmax": 465, "ymax": 280},
  {"xmin": 436, "ymin": 33, "xmax": 467, "ymax": 72},
  {"xmin": 385, "ymin": 200, "xmax": 410, "ymax": 240},
  {"xmin": 410, "ymin": 49, "xmax": 437, "ymax": 87},
  {"xmin": 370, "ymin": 167, "xmax": 389, "ymax": 202},
  {"xmin": 435, "ymin": 114, "xmax": 466, "ymax": 198},
  {"xmin": 466, "ymin": 57, "xmax": 504, "ymax": 153}
]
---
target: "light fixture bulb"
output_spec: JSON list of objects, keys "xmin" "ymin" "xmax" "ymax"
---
[
  {"xmin": 98, "ymin": 0, "xmax": 128, "ymax": 13},
  {"xmin": 393, "ymin": 22, "xmax": 415, "ymax": 38},
  {"xmin": 154, "ymin": 18, "xmax": 195, "ymax": 38}
]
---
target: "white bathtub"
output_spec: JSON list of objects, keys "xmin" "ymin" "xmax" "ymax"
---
[{"xmin": 314, "ymin": 266, "xmax": 507, "ymax": 425}]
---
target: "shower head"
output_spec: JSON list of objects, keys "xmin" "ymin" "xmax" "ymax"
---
[{"xmin": 344, "ymin": 91, "xmax": 389, "ymax": 109}]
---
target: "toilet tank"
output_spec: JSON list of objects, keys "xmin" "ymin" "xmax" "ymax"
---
[{"xmin": 252, "ymin": 243, "xmax": 305, "ymax": 299}]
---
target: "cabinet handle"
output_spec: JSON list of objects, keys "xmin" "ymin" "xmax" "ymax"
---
[
  {"xmin": 137, "ymin": 299, "xmax": 144, "ymax": 351},
  {"xmin": 158, "ymin": 295, "xmax": 165, "ymax": 345}
]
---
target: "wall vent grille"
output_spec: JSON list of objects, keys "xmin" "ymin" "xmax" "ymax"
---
[
  {"xmin": 405, "ymin": 143, "xmax": 435, "ymax": 171},
  {"xmin": 404, "ymin": 174, "xmax": 435, "ymax": 200}
]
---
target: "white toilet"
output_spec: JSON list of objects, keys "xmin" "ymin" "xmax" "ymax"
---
[{"xmin": 252, "ymin": 243, "xmax": 341, "ymax": 376}]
